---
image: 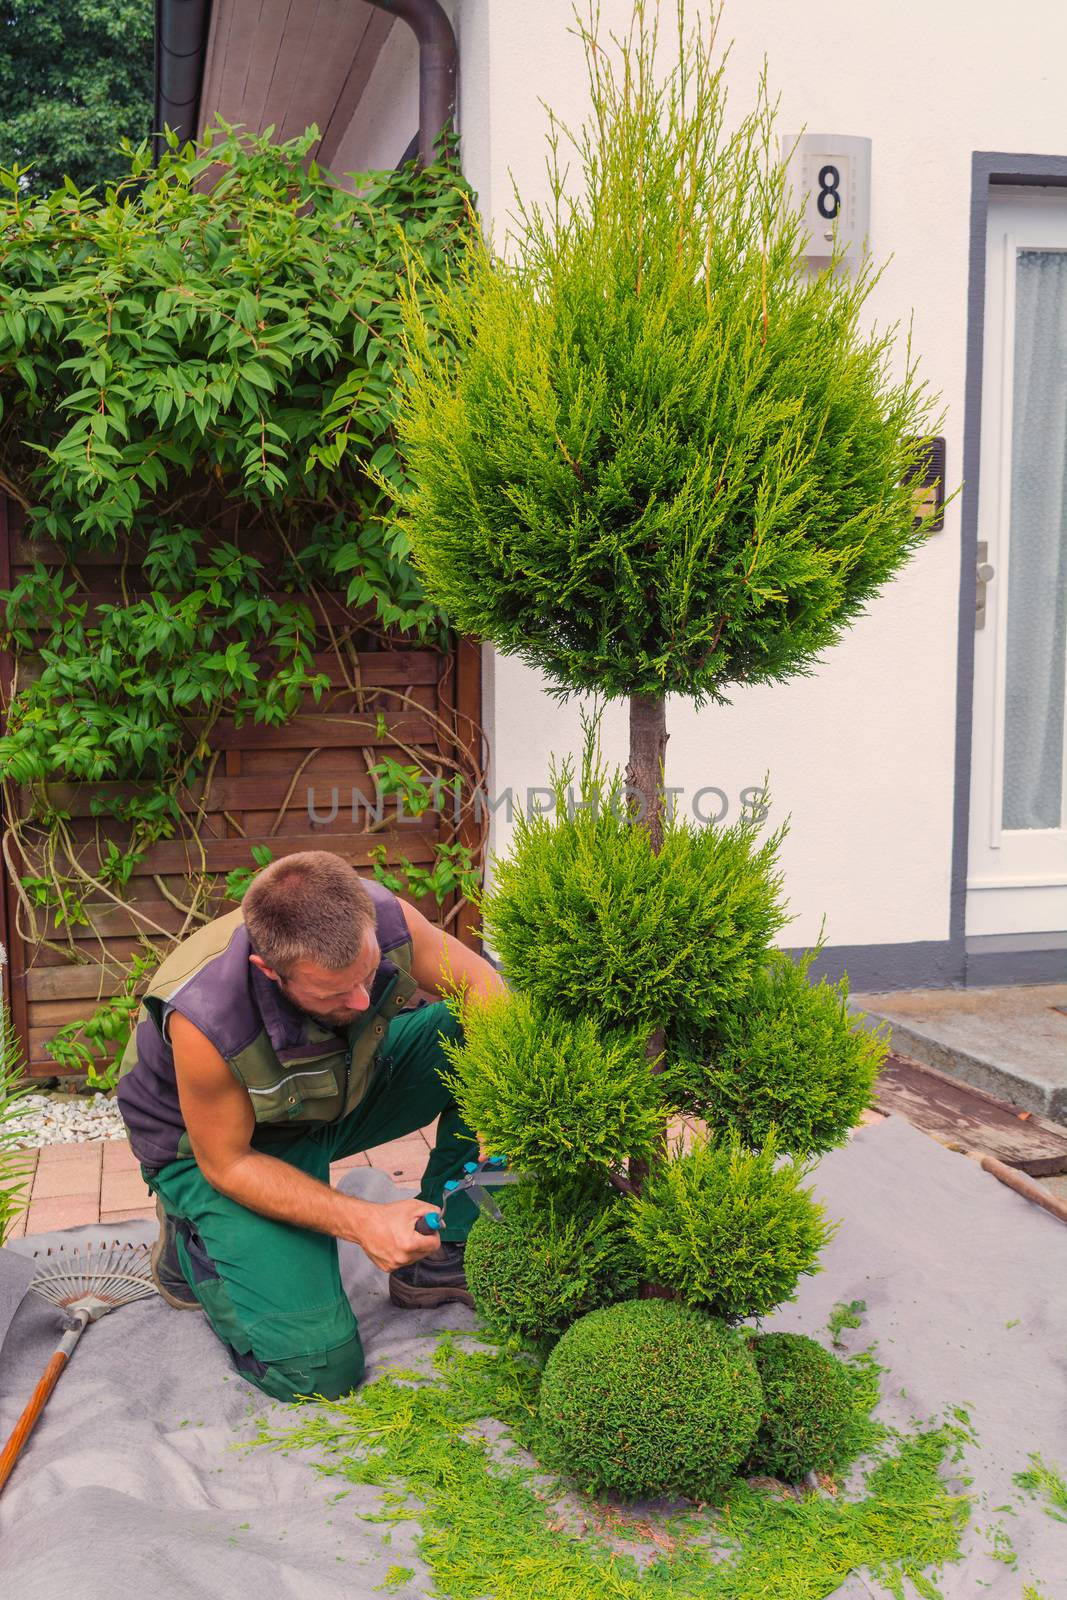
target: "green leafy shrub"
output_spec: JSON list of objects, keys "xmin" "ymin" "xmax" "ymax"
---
[
  {"xmin": 745, "ymin": 1332, "xmax": 858, "ymax": 1482},
  {"xmin": 483, "ymin": 763, "xmax": 786, "ymax": 1045},
  {"xmin": 46, "ymin": 950, "xmax": 160, "ymax": 1092},
  {"xmin": 441, "ymin": 993, "xmax": 672, "ymax": 1180},
  {"xmin": 627, "ymin": 1132, "xmax": 834, "ymax": 1320},
  {"xmin": 0, "ymin": 127, "xmax": 477, "ymax": 798},
  {"xmin": 684, "ymin": 951, "xmax": 886, "ymax": 1155},
  {"xmin": 536, "ymin": 1299, "xmax": 762, "ymax": 1501},
  {"xmin": 464, "ymin": 1179, "xmax": 638, "ymax": 1348},
  {"xmin": 0, "ymin": 125, "xmax": 483, "ymax": 1066}
]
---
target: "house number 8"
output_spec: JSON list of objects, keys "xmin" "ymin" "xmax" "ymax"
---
[{"xmin": 816, "ymin": 164, "xmax": 842, "ymax": 219}]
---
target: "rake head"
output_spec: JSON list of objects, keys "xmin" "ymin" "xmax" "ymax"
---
[{"xmin": 30, "ymin": 1240, "xmax": 157, "ymax": 1324}]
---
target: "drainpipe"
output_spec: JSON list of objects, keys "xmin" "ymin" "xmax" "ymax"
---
[
  {"xmin": 153, "ymin": 0, "xmax": 211, "ymax": 159},
  {"xmin": 363, "ymin": 0, "xmax": 458, "ymax": 167}
]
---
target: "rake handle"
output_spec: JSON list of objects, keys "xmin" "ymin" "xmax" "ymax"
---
[{"xmin": 0, "ymin": 1313, "xmax": 88, "ymax": 1497}]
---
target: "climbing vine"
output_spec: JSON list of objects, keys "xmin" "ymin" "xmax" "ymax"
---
[{"xmin": 0, "ymin": 122, "xmax": 486, "ymax": 1084}]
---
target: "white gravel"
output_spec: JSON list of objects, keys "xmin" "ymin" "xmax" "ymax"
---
[{"xmin": 6, "ymin": 1092, "xmax": 128, "ymax": 1150}]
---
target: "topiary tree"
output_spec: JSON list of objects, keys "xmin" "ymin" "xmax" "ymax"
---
[
  {"xmin": 626, "ymin": 1132, "xmax": 834, "ymax": 1321},
  {"xmin": 391, "ymin": 0, "xmax": 925, "ymax": 1502}
]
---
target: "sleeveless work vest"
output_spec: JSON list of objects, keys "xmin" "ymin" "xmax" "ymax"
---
[{"xmin": 116, "ymin": 877, "xmax": 418, "ymax": 1169}]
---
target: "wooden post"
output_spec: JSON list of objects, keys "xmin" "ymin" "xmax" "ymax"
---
[
  {"xmin": 452, "ymin": 636, "xmax": 484, "ymax": 953},
  {"xmin": 0, "ymin": 497, "xmax": 32, "ymax": 1074}
]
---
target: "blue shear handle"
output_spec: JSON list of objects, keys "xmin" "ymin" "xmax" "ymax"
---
[{"xmin": 414, "ymin": 1212, "xmax": 442, "ymax": 1236}]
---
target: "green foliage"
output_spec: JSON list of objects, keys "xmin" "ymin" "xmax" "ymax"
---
[
  {"xmin": 0, "ymin": 993, "xmax": 33, "ymax": 1243},
  {"xmin": 464, "ymin": 1179, "xmax": 639, "ymax": 1349},
  {"xmin": 828, "ymin": 1299, "xmax": 867, "ymax": 1348},
  {"xmin": 0, "ymin": 123, "xmax": 474, "ymax": 579},
  {"xmin": 1014, "ymin": 1455, "xmax": 1067, "ymax": 1524},
  {"xmin": 744, "ymin": 1333, "xmax": 859, "ymax": 1483},
  {"xmin": 376, "ymin": 1567, "xmax": 415, "ymax": 1591},
  {"xmin": 627, "ymin": 1132, "xmax": 834, "ymax": 1320},
  {"xmin": 45, "ymin": 949, "xmax": 159, "ymax": 1089},
  {"xmin": 393, "ymin": 3, "xmax": 940, "ymax": 703},
  {"xmin": 0, "ymin": 0, "xmax": 153, "ymax": 196},
  {"xmin": 0, "ymin": 123, "xmax": 476, "ymax": 794},
  {"xmin": 253, "ymin": 1330, "xmax": 973, "ymax": 1599},
  {"xmin": 685, "ymin": 951, "xmax": 886, "ymax": 1155},
  {"xmin": 483, "ymin": 761, "xmax": 786, "ymax": 1049},
  {"xmin": 0, "ymin": 123, "xmax": 481, "ymax": 1055},
  {"xmin": 442, "ymin": 992, "xmax": 673, "ymax": 1180},
  {"xmin": 0, "ymin": 120, "xmax": 473, "ymax": 787},
  {"xmin": 370, "ymin": 840, "xmax": 479, "ymax": 909},
  {"xmin": 224, "ymin": 844, "xmax": 276, "ymax": 905},
  {"xmin": 536, "ymin": 1300, "xmax": 762, "ymax": 1502},
  {"xmin": 1, "ymin": 545, "xmax": 332, "ymax": 784}
]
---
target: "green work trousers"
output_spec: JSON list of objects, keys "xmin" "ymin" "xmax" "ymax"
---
[{"xmin": 143, "ymin": 1001, "xmax": 478, "ymax": 1404}]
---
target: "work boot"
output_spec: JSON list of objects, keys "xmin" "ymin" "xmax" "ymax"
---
[
  {"xmin": 150, "ymin": 1199, "xmax": 202, "ymax": 1312},
  {"xmin": 388, "ymin": 1241, "xmax": 473, "ymax": 1310}
]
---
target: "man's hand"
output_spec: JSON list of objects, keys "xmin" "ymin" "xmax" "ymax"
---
[
  {"xmin": 349, "ymin": 1197, "xmax": 444, "ymax": 1273},
  {"xmin": 170, "ymin": 1013, "xmax": 444, "ymax": 1270}
]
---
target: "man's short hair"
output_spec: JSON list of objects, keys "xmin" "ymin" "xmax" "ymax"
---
[{"xmin": 242, "ymin": 851, "xmax": 375, "ymax": 975}]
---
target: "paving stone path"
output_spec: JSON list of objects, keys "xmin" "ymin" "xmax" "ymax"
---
[{"xmin": 4, "ymin": 1122, "xmax": 441, "ymax": 1239}]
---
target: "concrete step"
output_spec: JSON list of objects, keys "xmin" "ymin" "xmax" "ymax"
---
[{"xmin": 852, "ymin": 983, "xmax": 1067, "ymax": 1123}]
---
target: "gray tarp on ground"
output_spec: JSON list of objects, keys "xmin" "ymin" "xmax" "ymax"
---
[{"xmin": 1, "ymin": 1117, "xmax": 1066, "ymax": 1599}]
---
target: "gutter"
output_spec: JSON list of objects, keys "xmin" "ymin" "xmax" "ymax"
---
[
  {"xmin": 152, "ymin": 0, "xmax": 455, "ymax": 168},
  {"xmin": 363, "ymin": 0, "xmax": 457, "ymax": 167},
  {"xmin": 153, "ymin": 0, "xmax": 211, "ymax": 158}
]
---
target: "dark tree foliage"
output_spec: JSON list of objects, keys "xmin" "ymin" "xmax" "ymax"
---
[{"xmin": 0, "ymin": 0, "xmax": 153, "ymax": 195}]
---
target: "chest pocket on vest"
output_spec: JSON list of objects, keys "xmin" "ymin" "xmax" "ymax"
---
[{"xmin": 231, "ymin": 1042, "xmax": 347, "ymax": 1124}]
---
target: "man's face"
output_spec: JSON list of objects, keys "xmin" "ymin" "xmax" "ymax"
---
[{"xmin": 265, "ymin": 926, "xmax": 382, "ymax": 1028}]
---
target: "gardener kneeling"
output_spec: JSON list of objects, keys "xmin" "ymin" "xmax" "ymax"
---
[{"xmin": 115, "ymin": 850, "xmax": 504, "ymax": 1403}]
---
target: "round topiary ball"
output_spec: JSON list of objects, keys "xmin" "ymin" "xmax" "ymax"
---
[
  {"xmin": 464, "ymin": 1181, "xmax": 638, "ymax": 1347},
  {"xmin": 744, "ymin": 1332, "xmax": 856, "ymax": 1482},
  {"xmin": 536, "ymin": 1299, "xmax": 762, "ymax": 1501}
]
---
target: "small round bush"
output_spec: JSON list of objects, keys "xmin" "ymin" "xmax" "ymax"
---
[
  {"xmin": 745, "ymin": 1333, "xmax": 856, "ymax": 1482},
  {"xmin": 536, "ymin": 1299, "xmax": 762, "ymax": 1502},
  {"xmin": 692, "ymin": 951, "xmax": 886, "ymax": 1156},
  {"xmin": 465, "ymin": 1181, "xmax": 639, "ymax": 1347},
  {"xmin": 627, "ymin": 1132, "xmax": 834, "ymax": 1321}
]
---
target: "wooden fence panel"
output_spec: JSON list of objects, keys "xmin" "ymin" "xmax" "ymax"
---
[{"xmin": 0, "ymin": 503, "xmax": 484, "ymax": 1079}]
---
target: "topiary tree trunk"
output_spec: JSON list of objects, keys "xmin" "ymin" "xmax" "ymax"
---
[
  {"xmin": 626, "ymin": 691, "xmax": 668, "ymax": 1219},
  {"xmin": 627, "ymin": 693, "xmax": 668, "ymax": 856}
]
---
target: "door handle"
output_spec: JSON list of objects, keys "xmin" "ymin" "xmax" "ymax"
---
[{"xmin": 976, "ymin": 541, "xmax": 995, "ymax": 629}]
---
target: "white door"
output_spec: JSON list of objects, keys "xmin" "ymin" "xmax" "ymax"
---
[{"xmin": 967, "ymin": 191, "xmax": 1067, "ymax": 938}]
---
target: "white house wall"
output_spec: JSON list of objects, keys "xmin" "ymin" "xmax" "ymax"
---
[{"xmin": 439, "ymin": 0, "xmax": 1067, "ymax": 965}]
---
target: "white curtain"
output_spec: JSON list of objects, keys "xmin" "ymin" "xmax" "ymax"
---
[{"xmin": 1003, "ymin": 248, "xmax": 1067, "ymax": 831}]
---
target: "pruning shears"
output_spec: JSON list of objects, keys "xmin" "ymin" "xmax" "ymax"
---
[{"xmin": 414, "ymin": 1156, "xmax": 530, "ymax": 1234}]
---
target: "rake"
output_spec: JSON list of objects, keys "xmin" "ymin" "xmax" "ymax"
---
[{"xmin": 0, "ymin": 1239, "xmax": 157, "ymax": 1496}]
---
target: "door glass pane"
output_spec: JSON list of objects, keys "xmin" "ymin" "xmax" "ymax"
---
[{"xmin": 1002, "ymin": 248, "xmax": 1067, "ymax": 830}]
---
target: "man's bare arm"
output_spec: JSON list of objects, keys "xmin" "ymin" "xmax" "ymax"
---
[
  {"xmin": 400, "ymin": 900, "xmax": 509, "ymax": 1004},
  {"xmin": 168, "ymin": 1012, "xmax": 441, "ymax": 1272}
]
